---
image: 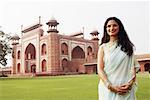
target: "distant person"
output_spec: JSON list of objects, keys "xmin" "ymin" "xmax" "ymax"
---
[{"xmin": 97, "ymin": 17, "xmax": 140, "ymax": 100}]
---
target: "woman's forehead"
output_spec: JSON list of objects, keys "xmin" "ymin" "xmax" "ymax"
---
[{"xmin": 107, "ymin": 20, "xmax": 118, "ymax": 24}]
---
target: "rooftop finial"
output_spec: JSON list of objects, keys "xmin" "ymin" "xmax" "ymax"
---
[
  {"xmin": 21, "ymin": 25, "xmax": 23, "ymax": 36},
  {"xmin": 21, "ymin": 25, "xmax": 23, "ymax": 31},
  {"xmin": 82, "ymin": 27, "xmax": 84, "ymax": 38},
  {"xmin": 39, "ymin": 16, "xmax": 41, "ymax": 24}
]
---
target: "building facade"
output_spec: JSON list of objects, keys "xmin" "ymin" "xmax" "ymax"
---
[
  {"xmin": 136, "ymin": 54, "xmax": 150, "ymax": 72},
  {"xmin": 11, "ymin": 18, "xmax": 99, "ymax": 75}
]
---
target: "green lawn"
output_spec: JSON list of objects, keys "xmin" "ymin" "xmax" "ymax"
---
[
  {"xmin": 136, "ymin": 73, "xmax": 150, "ymax": 100},
  {"xmin": 0, "ymin": 73, "xmax": 149, "ymax": 100}
]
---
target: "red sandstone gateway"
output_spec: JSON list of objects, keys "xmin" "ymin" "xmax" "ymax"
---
[{"xmin": 11, "ymin": 17, "xmax": 99, "ymax": 76}]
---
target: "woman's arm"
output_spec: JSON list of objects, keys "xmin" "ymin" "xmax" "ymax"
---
[{"xmin": 97, "ymin": 45, "xmax": 111, "ymax": 88}]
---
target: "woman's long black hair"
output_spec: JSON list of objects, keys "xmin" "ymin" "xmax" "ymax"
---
[{"xmin": 101, "ymin": 17, "xmax": 134, "ymax": 56}]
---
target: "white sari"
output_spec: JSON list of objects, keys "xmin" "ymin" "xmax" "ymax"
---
[{"xmin": 98, "ymin": 41, "xmax": 140, "ymax": 100}]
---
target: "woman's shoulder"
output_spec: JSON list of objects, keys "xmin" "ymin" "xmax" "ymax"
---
[
  {"xmin": 99, "ymin": 43, "xmax": 107, "ymax": 48},
  {"xmin": 98, "ymin": 43, "xmax": 107, "ymax": 53}
]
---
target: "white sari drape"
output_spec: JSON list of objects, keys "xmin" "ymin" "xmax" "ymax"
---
[{"xmin": 98, "ymin": 42, "xmax": 140, "ymax": 100}]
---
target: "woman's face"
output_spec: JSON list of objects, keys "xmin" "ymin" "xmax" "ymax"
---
[{"xmin": 106, "ymin": 20, "xmax": 119, "ymax": 36}]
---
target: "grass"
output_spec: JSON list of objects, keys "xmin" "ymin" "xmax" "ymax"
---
[
  {"xmin": 0, "ymin": 73, "xmax": 149, "ymax": 100},
  {"xmin": 136, "ymin": 73, "xmax": 150, "ymax": 100},
  {"xmin": 0, "ymin": 75, "xmax": 98, "ymax": 100}
]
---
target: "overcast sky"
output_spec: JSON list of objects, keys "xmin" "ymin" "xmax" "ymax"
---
[{"xmin": 0, "ymin": 0, "xmax": 150, "ymax": 56}]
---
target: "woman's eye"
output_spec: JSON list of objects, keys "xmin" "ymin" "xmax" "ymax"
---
[
  {"xmin": 113, "ymin": 24, "xmax": 117, "ymax": 27},
  {"xmin": 107, "ymin": 25, "xmax": 111, "ymax": 28}
]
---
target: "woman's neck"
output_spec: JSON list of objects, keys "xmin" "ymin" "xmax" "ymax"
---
[{"xmin": 109, "ymin": 36, "xmax": 118, "ymax": 43}]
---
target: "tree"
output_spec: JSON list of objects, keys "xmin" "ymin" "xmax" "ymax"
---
[{"xmin": 0, "ymin": 30, "xmax": 12, "ymax": 66}]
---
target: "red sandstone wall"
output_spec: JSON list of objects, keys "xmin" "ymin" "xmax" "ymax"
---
[
  {"xmin": 12, "ymin": 46, "xmax": 17, "ymax": 74},
  {"xmin": 68, "ymin": 59, "xmax": 85, "ymax": 73},
  {"xmin": 92, "ymin": 41, "xmax": 99, "ymax": 59},
  {"xmin": 47, "ymin": 33, "xmax": 61, "ymax": 74}
]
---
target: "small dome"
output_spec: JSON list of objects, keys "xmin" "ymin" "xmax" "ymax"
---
[
  {"xmin": 49, "ymin": 19, "xmax": 57, "ymax": 23},
  {"xmin": 90, "ymin": 30, "xmax": 99, "ymax": 35},
  {"xmin": 46, "ymin": 17, "xmax": 59, "ymax": 26},
  {"xmin": 11, "ymin": 34, "xmax": 20, "ymax": 40},
  {"xmin": 48, "ymin": 17, "xmax": 57, "ymax": 22}
]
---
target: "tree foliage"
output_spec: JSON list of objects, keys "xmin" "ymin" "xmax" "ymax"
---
[{"xmin": 0, "ymin": 30, "xmax": 12, "ymax": 66}]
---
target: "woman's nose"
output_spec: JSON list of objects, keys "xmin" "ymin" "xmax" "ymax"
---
[{"xmin": 110, "ymin": 26, "xmax": 114, "ymax": 31}]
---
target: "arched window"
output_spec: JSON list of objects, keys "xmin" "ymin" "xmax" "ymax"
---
[
  {"xmin": 42, "ymin": 59, "xmax": 47, "ymax": 72},
  {"xmin": 41, "ymin": 44, "xmax": 46, "ymax": 55},
  {"xmin": 62, "ymin": 58, "xmax": 68, "ymax": 72},
  {"xmin": 61, "ymin": 43, "xmax": 68, "ymax": 55},
  {"xmin": 31, "ymin": 64, "xmax": 36, "ymax": 73},
  {"xmin": 17, "ymin": 51, "xmax": 21, "ymax": 59},
  {"xmin": 17, "ymin": 63, "xmax": 20, "ymax": 73},
  {"xmin": 144, "ymin": 63, "xmax": 150, "ymax": 71},
  {"xmin": 87, "ymin": 46, "xmax": 92, "ymax": 56}
]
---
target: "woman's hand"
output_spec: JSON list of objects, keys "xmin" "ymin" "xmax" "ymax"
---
[
  {"xmin": 120, "ymin": 83, "xmax": 132, "ymax": 91},
  {"xmin": 109, "ymin": 80, "xmax": 134, "ymax": 95},
  {"xmin": 109, "ymin": 85, "xmax": 129, "ymax": 95},
  {"xmin": 120, "ymin": 76, "xmax": 136, "ymax": 91},
  {"xmin": 109, "ymin": 76, "xmax": 136, "ymax": 95}
]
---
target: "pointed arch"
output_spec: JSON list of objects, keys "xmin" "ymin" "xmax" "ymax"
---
[
  {"xmin": 24, "ymin": 43, "xmax": 36, "ymax": 73},
  {"xmin": 41, "ymin": 43, "xmax": 46, "ymax": 55},
  {"xmin": 31, "ymin": 64, "xmax": 36, "ymax": 73},
  {"xmin": 87, "ymin": 46, "xmax": 93, "ymax": 56},
  {"xmin": 25, "ymin": 43, "xmax": 36, "ymax": 60},
  {"xmin": 62, "ymin": 58, "xmax": 68, "ymax": 72},
  {"xmin": 17, "ymin": 63, "xmax": 21, "ymax": 73},
  {"xmin": 72, "ymin": 46, "xmax": 85, "ymax": 59},
  {"xmin": 42, "ymin": 59, "xmax": 47, "ymax": 72},
  {"xmin": 144, "ymin": 63, "xmax": 150, "ymax": 71},
  {"xmin": 61, "ymin": 43, "xmax": 68, "ymax": 55},
  {"xmin": 17, "ymin": 50, "xmax": 21, "ymax": 59}
]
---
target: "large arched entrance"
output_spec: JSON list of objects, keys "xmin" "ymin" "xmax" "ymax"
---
[
  {"xmin": 72, "ymin": 46, "xmax": 85, "ymax": 59},
  {"xmin": 71, "ymin": 46, "xmax": 85, "ymax": 73},
  {"xmin": 25, "ymin": 43, "xmax": 36, "ymax": 73}
]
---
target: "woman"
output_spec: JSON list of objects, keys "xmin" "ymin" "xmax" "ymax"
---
[{"xmin": 97, "ymin": 17, "xmax": 140, "ymax": 100}]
